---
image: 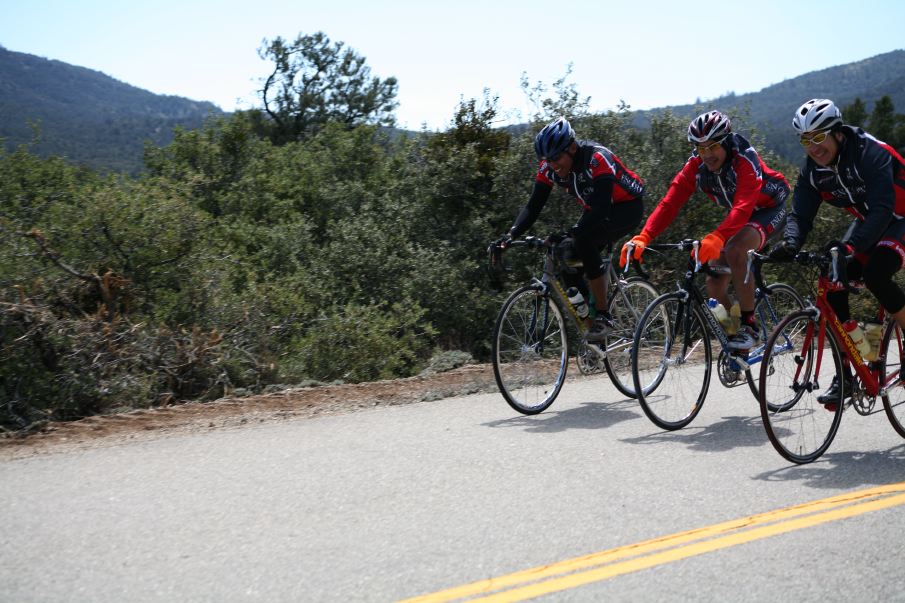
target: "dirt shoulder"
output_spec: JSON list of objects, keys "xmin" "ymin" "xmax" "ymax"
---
[{"xmin": 0, "ymin": 364, "xmax": 498, "ymax": 460}]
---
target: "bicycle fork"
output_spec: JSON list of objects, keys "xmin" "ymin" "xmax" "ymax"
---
[{"xmin": 662, "ymin": 300, "xmax": 702, "ymax": 367}]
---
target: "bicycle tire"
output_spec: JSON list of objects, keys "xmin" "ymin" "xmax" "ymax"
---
[
  {"xmin": 603, "ymin": 276, "xmax": 660, "ymax": 399},
  {"xmin": 631, "ymin": 291, "xmax": 712, "ymax": 430},
  {"xmin": 492, "ymin": 284, "xmax": 568, "ymax": 414},
  {"xmin": 745, "ymin": 282, "xmax": 806, "ymax": 400},
  {"xmin": 758, "ymin": 310, "xmax": 844, "ymax": 464},
  {"xmin": 880, "ymin": 320, "xmax": 905, "ymax": 438}
]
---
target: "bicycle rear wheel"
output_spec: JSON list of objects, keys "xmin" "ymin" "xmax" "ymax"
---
[
  {"xmin": 880, "ymin": 320, "xmax": 905, "ymax": 438},
  {"xmin": 745, "ymin": 282, "xmax": 806, "ymax": 399},
  {"xmin": 759, "ymin": 310, "xmax": 844, "ymax": 464},
  {"xmin": 603, "ymin": 276, "xmax": 660, "ymax": 398},
  {"xmin": 632, "ymin": 292, "xmax": 712, "ymax": 430},
  {"xmin": 492, "ymin": 285, "xmax": 568, "ymax": 414}
]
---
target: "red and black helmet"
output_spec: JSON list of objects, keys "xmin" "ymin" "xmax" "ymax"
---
[{"xmin": 687, "ymin": 110, "xmax": 732, "ymax": 144}]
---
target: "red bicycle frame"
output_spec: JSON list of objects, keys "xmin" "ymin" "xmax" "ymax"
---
[{"xmin": 805, "ymin": 274, "xmax": 893, "ymax": 398}]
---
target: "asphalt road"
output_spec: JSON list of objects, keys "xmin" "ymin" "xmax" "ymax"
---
[{"xmin": 2, "ymin": 370, "xmax": 905, "ymax": 602}]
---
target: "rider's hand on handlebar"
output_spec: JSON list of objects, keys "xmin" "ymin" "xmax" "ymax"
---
[
  {"xmin": 696, "ymin": 231, "xmax": 725, "ymax": 265},
  {"xmin": 767, "ymin": 238, "xmax": 800, "ymax": 261},
  {"xmin": 492, "ymin": 233, "xmax": 512, "ymax": 250},
  {"xmin": 619, "ymin": 232, "xmax": 651, "ymax": 268}
]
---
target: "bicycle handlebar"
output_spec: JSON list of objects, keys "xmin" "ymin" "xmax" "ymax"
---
[
  {"xmin": 487, "ymin": 234, "xmax": 645, "ymax": 278},
  {"xmin": 768, "ymin": 246, "xmax": 859, "ymax": 291},
  {"xmin": 643, "ymin": 239, "xmax": 731, "ymax": 278}
]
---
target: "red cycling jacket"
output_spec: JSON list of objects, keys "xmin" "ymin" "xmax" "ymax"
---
[{"xmin": 641, "ymin": 132, "xmax": 790, "ymax": 241}]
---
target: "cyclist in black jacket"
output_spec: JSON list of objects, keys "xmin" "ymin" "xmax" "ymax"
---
[
  {"xmin": 769, "ymin": 98, "xmax": 905, "ymax": 401},
  {"xmin": 495, "ymin": 117, "xmax": 645, "ymax": 341}
]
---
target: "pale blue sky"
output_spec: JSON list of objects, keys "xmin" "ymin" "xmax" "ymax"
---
[{"xmin": 3, "ymin": 0, "xmax": 904, "ymax": 131}]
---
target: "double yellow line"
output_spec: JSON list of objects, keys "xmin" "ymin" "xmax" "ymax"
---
[{"xmin": 402, "ymin": 482, "xmax": 905, "ymax": 602}]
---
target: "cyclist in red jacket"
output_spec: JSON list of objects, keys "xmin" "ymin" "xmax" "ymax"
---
[
  {"xmin": 495, "ymin": 117, "xmax": 645, "ymax": 342},
  {"xmin": 768, "ymin": 98, "xmax": 905, "ymax": 402},
  {"xmin": 621, "ymin": 110, "xmax": 790, "ymax": 350}
]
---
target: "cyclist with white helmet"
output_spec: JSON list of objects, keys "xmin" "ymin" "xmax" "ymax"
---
[
  {"xmin": 768, "ymin": 98, "xmax": 905, "ymax": 403},
  {"xmin": 622, "ymin": 110, "xmax": 790, "ymax": 350},
  {"xmin": 495, "ymin": 116, "xmax": 645, "ymax": 341}
]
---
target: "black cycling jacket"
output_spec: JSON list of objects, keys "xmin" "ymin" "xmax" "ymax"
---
[{"xmin": 785, "ymin": 126, "xmax": 905, "ymax": 253}]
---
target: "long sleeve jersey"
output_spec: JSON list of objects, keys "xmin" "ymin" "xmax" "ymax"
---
[
  {"xmin": 510, "ymin": 139, "xmax": 644, "ymax": 238},
  {"xmin": 785, "ymin": 126, "xmax": 905, "ymax": 254},
  {"xmin": 641, "ymin": 132, "xmax": 789, "ymax": 241}
]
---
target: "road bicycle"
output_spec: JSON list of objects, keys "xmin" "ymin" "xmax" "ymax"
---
[
  {"xmin": 488, "ymin": 236, "xmax": 660, "ymax": 414},
  {"xmin": 758, "ymin": 248, "xmax": 905, "ymax": 464},
  {"xmin": 630, "ymin": 240, "xmax": 804, "ymax": 430}
]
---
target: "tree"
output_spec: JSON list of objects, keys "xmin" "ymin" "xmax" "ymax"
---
[
  {"xmin": 519, "ymin": 64, "xmax": 592, "ymax": 123},
  {"xmin": 842, "ymin": 97, "xmax": 868, "ymax": 128},
  {"xmin": 868, "ymin": 96, "xmax": 897, "ymax": 144},
  {"xmin": 258, "ymin": 32, "xmax": 398, "ymax": 144}
]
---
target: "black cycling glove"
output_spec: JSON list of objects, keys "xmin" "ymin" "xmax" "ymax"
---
[{"xmin": 767, "ymin": 239, "xmax": 800, "ymax": 261}]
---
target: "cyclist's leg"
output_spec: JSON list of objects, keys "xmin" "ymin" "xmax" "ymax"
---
[
  {"xmin": 572, "ymin": 233, "xmax": 608, "ymax": 315},
  {"xmin": 704, "ymin": 271, "xmax": 731, "ymax": 308},
  {"xmin": 578, "ymin": 198, "xmax": 642, "ymax": 320},
  {"xmin": 864, "ymin": 223, "xmax": 905, "ymax": 331},
  {"xmin": 731, "ymin": 206, "xmax": 785, "ymax": 334}
]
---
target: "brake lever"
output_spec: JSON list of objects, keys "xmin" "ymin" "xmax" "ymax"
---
[{"xmin": 622, "ymin": 243, "xmax": 634, "ymax": 276}]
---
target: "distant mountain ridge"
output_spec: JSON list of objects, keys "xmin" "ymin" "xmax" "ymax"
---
[
  {"xmin": 0, "ymin": 46, "xmax": 224, "ymax": 173},
  {"xmin": 633, "ymin": 49, "xmax": 905, "ymax": 160},
  {"xmin": 1, "ymin": 46, "xmax": 904, "ymax": 172}
]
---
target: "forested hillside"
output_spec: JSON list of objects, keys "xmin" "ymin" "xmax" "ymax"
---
[
  {"xmin": 0, "ymin": 33, "xmax": 899, "ymax": 432},
  {"xmin": 2, "ymin": 45, "xmax": 904, "ymax": 173},
  {"xmin": 635, "ymin": 49, "xmax": 905, "ymax": 160},
  {"xmin": 0, "ymin": 46, "xmax": 223, "ymax": 173}
]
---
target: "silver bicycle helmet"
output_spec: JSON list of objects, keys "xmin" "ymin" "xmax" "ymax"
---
[{"xmin": 792, "ymin": 99, "xmax": 843, "ymax": 134}]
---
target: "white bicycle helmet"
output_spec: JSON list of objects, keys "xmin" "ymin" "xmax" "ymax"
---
[
  {"xmin": 687, "ymin": 110, "xmax": 732, "ymax": 143},
  {"xmin": 792, "ymin": 99, "xmax": 843, "ymax": 134}
]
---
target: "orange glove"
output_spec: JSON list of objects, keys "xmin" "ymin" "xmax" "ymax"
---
[
  {"xmin": 696, "ymin": 232, "xmax": 725, "ymax": 265},
  {"xmin": 620, "ymin": 232, "xmax": 652, "ymax": 268}
]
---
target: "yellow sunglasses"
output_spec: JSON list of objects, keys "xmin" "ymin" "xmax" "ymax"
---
[
  {"xmin": 695, "ymin": 141, "xmax": 722, "ymax": 155},
  {"xmin": 799, "ymin": 131, "xmax": 830, "ymax": 147}
]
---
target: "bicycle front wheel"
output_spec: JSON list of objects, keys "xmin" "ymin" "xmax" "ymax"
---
[
  {"xmin": 603, "ymin": 276, "xmax": 660, "ymax": 399},
  {"xmin": 880, "ymin": 320, "xmax": 905, "ymax": 438},
  {"xmin": 746, "ymin": 282, "xmax": 806, "ymax": 399},
  {"xmin": 759, "ymin": 310, "xmax": 844, "ymax": 464},
  {"xmin": 632, "ymin": 292, "xmax": 712, "ymax": 430},
  {"xmin": 492, "ymin": 285, "xmax": 568, "ymax": 414}
]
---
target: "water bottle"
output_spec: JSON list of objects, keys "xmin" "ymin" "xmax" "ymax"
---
[
  {"xmin": 707, "ymin": 298, "xmax": 729, "ymax": 329},
  {"xmin": 843, "ymin": 320, "xmax": 871, "ymax": 358},
  {"xmin": 566, "ymin": 287, "xmax": 589, "ymax": 319},
  {"xmin": 729, "ymin": 302, "xmax": 741, "ymax": 336},
  {"xmin": 863, "ymin": 322, "xmax": 883, "ymax": 361}
]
